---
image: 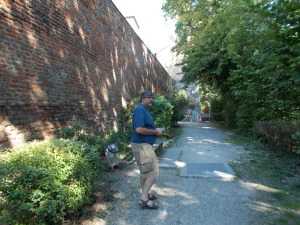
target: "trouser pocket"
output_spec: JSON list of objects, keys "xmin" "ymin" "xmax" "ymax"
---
[
  {"xmin": 132, "ymin": 143, "xmax": 155, "ymax": 174},
  {"xmin": 140, "ymin": 158, "xmax": 153, "ymax": 174},
  {"xmin": 140, "ymin": 145, "xmax": 154, "ymax": 174}
]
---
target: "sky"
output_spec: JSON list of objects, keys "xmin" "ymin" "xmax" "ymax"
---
[
  {"xmin": 111, "ymin": 0, "xmax": 197, "ymax": 99},
  {"xmin": 111, "ymin": 0, "xmax": 176, "ymax": 56}
]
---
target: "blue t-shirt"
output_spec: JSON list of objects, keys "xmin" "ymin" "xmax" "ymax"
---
[{"xmin": 131, "ymin": 104, "xmax": 157, "ymax": 144}]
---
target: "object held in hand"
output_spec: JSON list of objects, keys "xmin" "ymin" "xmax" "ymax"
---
[{"xmin": 156, "ymin": 128, "xmax": 164, "ymax": 132}]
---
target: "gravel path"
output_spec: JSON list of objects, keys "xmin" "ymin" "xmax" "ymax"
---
[{"xmin": 92, "ymin": 122, "xmax": 266, "ymax": 225}]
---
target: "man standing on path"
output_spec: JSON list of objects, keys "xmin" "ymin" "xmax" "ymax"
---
[{"xmin": 131, "ymin": 90, "xmax": 163, "ymax": 210}]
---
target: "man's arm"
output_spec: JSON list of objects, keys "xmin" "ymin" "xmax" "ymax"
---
[{"xmin": 135, "ymin": 127, "xmax": 163, "ymax": 136}]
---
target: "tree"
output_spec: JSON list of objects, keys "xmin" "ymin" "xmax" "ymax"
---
[{"xmin": 163, "ymin": 0, "xmax": 300, "ymax": 131}]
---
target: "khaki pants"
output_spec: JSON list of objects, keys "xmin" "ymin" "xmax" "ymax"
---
[{"xmin": 131, "ymin": 143, "xmax": 159, "ymax": 179}]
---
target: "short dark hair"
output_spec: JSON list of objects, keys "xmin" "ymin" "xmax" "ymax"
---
[{"xmin": 140, "ymin": 90, "xmax": 154, "ymax": 102}]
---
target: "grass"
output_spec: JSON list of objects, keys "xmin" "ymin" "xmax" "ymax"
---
[
  {"xmin": 228, "ymin": 134, "xmax": 300, "ymax": 225},
  {"xmin": 226, "ymin": 133, "xmax": 262, "ymax": 146}
]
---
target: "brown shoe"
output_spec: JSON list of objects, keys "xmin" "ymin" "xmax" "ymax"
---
[
  {"xmin": 148, "ymin": 194, "xmax": 158, "ymax": 200},
  {"xmin": 139, "ymin": 199, "xmax": 159, "ymax": 209}
]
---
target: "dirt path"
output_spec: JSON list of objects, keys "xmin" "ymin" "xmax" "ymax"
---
[{"xmin": 79, "ymin": 122, "xmax": 269, "ymax": 225}]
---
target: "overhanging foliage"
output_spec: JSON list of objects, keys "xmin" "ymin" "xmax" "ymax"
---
[{"xmin": 163, "ymin": 0, "xmax": 299, "ymax": 126}]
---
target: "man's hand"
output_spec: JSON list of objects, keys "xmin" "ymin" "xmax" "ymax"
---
[{"xmin": 156, "ymin": 129, "xmax": 163, "ymax": 136}]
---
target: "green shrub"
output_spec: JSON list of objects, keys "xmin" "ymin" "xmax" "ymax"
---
[
  {"xmin": 165, "ymin": 91, "xmax": 188, "ymax": 125},
  {"xmin": 211, "ymin": 112, "xmax": 224, "ymax": 122},
  {"xmin": 105, "ymin": 125, "xmax": 131, "ymax": 154},
  {"xmin": 61, "ymin": 116, "xmax": 131, "ymax": 156},
  {"xmin": 170, "ymin": 88, "xmax": 190, "ymax": 123},
  {"xmin": 293, "ymin": 130, "xmax": 300, "ymax": 154},
  {"xmin": 149, "ymin": 94, "xmax": 173, "ymax": 134},
  {"xmin": 61, "ymin": 117, "xmax": 86, "ymax": 140},
  {"xmin": 0, "ymin": 139, "xmax": 105, "ymax": 224},
  {"xmin": 255, "ymin": 120, "xmax": 299, "ymax": 153},
  {"xmin": 221, "ymin": 97, "xmax": 238, "ymax": 129},
  {"xmin": 236, "ymin": 104, "xmax": 255, "ymax": 130},
  {"xmin": 61, "ymin": 118, "xmax": 106, "ymax": 155}
]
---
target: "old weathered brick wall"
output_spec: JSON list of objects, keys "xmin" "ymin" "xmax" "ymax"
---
[{"xmin": 0, "ymin": 0, "xmax": 174, "ymax": 149}]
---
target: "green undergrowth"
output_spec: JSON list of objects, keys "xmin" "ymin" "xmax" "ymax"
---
[
  {"xmin": 0, "ymin": 139, "xmax": 107, "ymax": 225},
  {"xmin": 226, "ymin": 133, "xmax": 262, "ymax": 147},
  {"xmin": 229, "ymin": 134, "xmax": 300, "ymax": 225}
]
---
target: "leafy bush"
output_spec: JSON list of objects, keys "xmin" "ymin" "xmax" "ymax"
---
[
  {"xmin": 167, "ymin": 88, "xmax": 190, "ymax": 125},
  {"xmin": 293, "ymin": 130, "xmax": 300, "ymax": 154},
  {"xmin": 61, "ymin": 117, "xmax": 106, "ymax": 155},
  {"xmin": 221, "ymin": 97, "xmax": 238, "ymax": 129},
  {"xmin": 149, "ymin": 94, "xmax": 173, "ymax": 133},
  {"xmin": 211, "ymin": 112, "xmax": 224, "ymax": 122},
  {"xmin": 236, "ymin": 104, "xmax": 256, "ymax": 130},
  {"xmin": 105, "ymin": 125, "xmax": 131, "ymax": 154},
  {"xmin": 0, "ymin": 139, "xmax": 105, "ymax": 224},
  {"xmin": 61, "ymin": 117, "xmax": 86, "ymax": 140},
  {"xmin": 167, "ymin": 96, "xmax": 185, "ymax": 125},
  {"xmin": 62, "ymin": 117, "xmax": 132, "ymax": 156},
  {"xmin": 255, "ymin": 120, "xmax": 299, "ymax": 153}
]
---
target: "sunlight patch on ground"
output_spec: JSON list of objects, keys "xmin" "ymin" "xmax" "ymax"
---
[
  {"xmin": 239, "ymin": 181, "xmax": 281, "ymax": 193},
  {"xmin": 186, "ymin": 137, "xmax": 229, "ymax": 145},
  {"xmin": 175, "ymin": 161, "xmax": 186, "ymax": 168},
  {"xmin": 128, "ymin": 168, "xmax": 140, "ymax": 177},
  {"xmin": 251, "ymin": 201, "xmax": 282, "ymax": 214},
  {"xmin": 196, "ymin": 152, "xmax": 206, "ymax": 155},
  {"xmin": 157, "ymin": 186, "xmax": 195, "ymax": 201},
  {"xmin": 181, "ymin": 198, "xmax": 201, "ymax": 205},
  {"xmin": 187, "ymin": 137, "xmax": 195, "ymax": 141},
  {"xmin": 213, "ymin": 171, "xmax": 235, "ymax": 181},
  {"xmin": 157, "ymin": 210, "xmax": 168, "ymax": 220},
  {"xmin": 180, "ymin": 162, "xmax": 235, "ymax": 179},
  {"xmin": 113, "ymin": 191, "xmax": 126, "ymax": 200}
]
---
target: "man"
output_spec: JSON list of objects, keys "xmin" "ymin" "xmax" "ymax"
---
[{"xmin": 131, "ymin": 90, "xmax": 163, "ymax": 209}]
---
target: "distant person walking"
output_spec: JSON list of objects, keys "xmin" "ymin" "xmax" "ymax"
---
[{"xmin": 131, "ymin": 90, "xmax": 163, "ymax": 209}]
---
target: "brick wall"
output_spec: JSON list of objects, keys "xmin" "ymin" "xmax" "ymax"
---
[{"xmin": 0, "ymin": 0, "xmax": 174, "ymax": 149}]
